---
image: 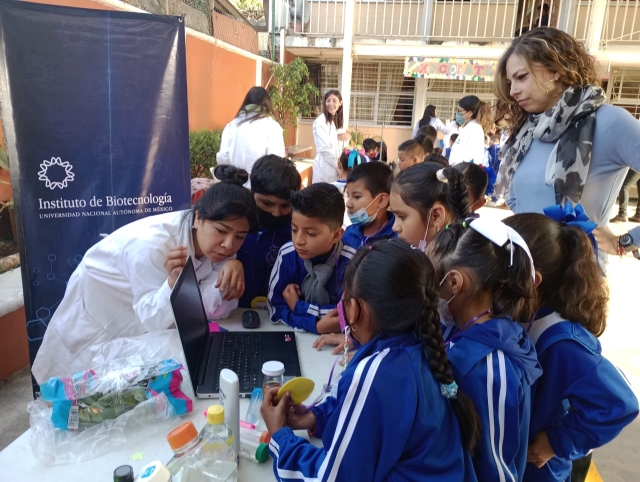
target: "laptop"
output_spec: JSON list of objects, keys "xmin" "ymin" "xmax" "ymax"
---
[{"xmin": 170, "ymin": 256, "xmax": 302, "ymax": 398}]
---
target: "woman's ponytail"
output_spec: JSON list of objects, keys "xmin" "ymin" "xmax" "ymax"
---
[
  {"xmin": 417, "ymin": 289, "xmax": 481, "ymax": 452},
  {"xmin": 475, "ymin": 101, "xmax": 495, "ymax": 133}
]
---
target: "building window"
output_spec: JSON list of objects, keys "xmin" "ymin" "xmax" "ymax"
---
[
  {"xmin": 415, "ymin": 78, "xmax": 495, "ymax": 123},
  {"xmin": 609, "ymin": 68, "xmax": 640, "ymax": 119},
  {"xmin": 351, "ymin": 62, "xmax": 415, "ymax": 127},
  {"xmin": 306, "ymin": 61, "xmax": 340, "ymax": 119}
]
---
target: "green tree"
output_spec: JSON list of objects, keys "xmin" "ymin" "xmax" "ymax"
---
[
  {"xmin": 269, "ymin": 57, "xmax": 319, "ymax": 139},
  {"xmin": 189, "ymin": 129, "xmax": 222, "ymax": 178}
]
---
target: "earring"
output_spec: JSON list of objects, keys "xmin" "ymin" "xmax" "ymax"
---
[{"xmin": 351, "ymin": 323, "xmax": 358, "ymax": 332}]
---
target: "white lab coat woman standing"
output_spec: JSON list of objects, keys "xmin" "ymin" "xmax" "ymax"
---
[
  {"xmin": 312, "ymin": 89, "xmax": 350, "ymax": 183},
  {"xmin": 32, "ymin": 170, "xmax": 258, "ymax": 383},
  {"xmin": 449, "ymin": 95, "xmax": 492, "ymax": 166},
  {"xmin": 217, "ymin": 87, "xmax": 285, "ymax": 187}
]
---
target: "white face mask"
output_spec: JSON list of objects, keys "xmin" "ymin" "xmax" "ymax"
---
[{"xmin": 438, "ymin": 271, "xmax": 457, "ymax": 326}]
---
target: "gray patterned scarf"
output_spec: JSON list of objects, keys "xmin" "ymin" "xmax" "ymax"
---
[
  {"xmin": 301, "ymin": 241, "xmax": 342, "ymax": 306},
  {"xmin": 495, "ymin": 85, "xmax": 605, "ymax": 205}
]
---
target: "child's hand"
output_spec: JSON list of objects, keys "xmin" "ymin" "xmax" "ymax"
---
[
  {"xmin": 313, "ymin": 333, "xmax": 352, "ymax": 355},
  {"xmin": 261, "ymin": 387, "xmax": 292, "ymax": 435},
  {"xmin": 527, "ymin": 431, "xmax": 555, "ymax": 468},
  {"xmin": 316, "ymin": 308, "xmax": 340, "ymax": 334},
  {"xmin": 286, "ymin": 403, "xmax": 317, "ymax": 432},
  {"xmin": 165, "ymin": 246, "xmax": 188, "ymax": 288},
  {"xmin": 283, "ymin": 284, "xmax": 301, "ymax": 311},
  {"xmin": 216, "ymin": 259, "xmax": 245, "ymax": 301}
]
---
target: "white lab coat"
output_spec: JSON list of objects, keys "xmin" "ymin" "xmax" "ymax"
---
[
  {"xmin": 448, "ymin": 120, "xmax": 486, "ymax": 166},
  {"xmin": 31, "ymin": 210, "xmax": 237, "ymax": 383},
  {"xmin": 217, "ymin": 112, "xmax": 285, "ymax": 187},
  {"xmin": 412, "ymin": 117, "xmax": 454, "ymax": 138},
  {"xmin": 443, "ymin": 120, "xmax": 461, "ymax": 148},
  {"xmin": 312, "ymin": 113, "xmax": 341, "ymax": 183}
]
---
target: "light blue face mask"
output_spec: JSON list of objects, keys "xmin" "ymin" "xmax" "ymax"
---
[
  {"xmin": 347, "ymin": 194, "xmax": 381, "ymax": 226},
  {"xmin": 455, "ymin": 112, "xmax": 466, "ymax": 126}
]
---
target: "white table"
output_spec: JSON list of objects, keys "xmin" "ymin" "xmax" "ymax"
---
[{"xmin": 0, "ymin": 309, "xmax": 334, "ymax": 481}]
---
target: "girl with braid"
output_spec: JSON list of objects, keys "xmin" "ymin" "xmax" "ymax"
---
[
  {"xmin": 390, "ymin": 162, "xmax": 470, "ymax": 253},
  {"xmin": 260, "ymin": 239, "xmax": 480, "ymax": 482},
  {"xmin": 427, "ymin": 217, "xmax": 542, "ymax": 482}
]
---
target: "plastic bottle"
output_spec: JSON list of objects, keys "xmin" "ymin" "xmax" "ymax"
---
[
  {"xmin": 166, "ymin": 421, "xmax": 237, "ymax": 482},
  {"xmin": 201, "ymin": 405, "xmax": 234, "ymax": 447},
  {"xmin": 262, "ymin": 361, "xmax": 285, "ymax": 392},
  {"xmin": 239, "ymin": 440, "xmax": 270, "ymax": 464},
  {"xmin": 136, "ymin": 461, "xmax": 172, "ymax": 482},
  {"xmin": 114, "ymin": 465, "xmax": 134, "ymax": 482},
  {"xmin": 244, "ymin": 387, "xmax": 263, "ymax": 425},
  {"xmin": 219, "ymin": 369, "xmax": 240, "ymax": 461},
  {"xmin": 240, "ymin": 426, "xmax": 271, "ymax": 445}
]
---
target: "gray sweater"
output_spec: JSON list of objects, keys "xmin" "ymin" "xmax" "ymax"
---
[{"xmin": 506, "ymin": 104, "xmax": 640, "ymax": 247}]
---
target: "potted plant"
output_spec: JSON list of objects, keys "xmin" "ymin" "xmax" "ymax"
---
[
  {"xmin": 269, "ymin": 57, "xmax": 319, "ymax": 141},
  {"xmin": 0, "ymin": 197, "xmax": 16, "ymax": 244}
]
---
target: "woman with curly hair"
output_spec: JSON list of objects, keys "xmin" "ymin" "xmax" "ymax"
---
[{"xmin": 493, "ymin": 28, "xmax": 640, "ymax": 263}]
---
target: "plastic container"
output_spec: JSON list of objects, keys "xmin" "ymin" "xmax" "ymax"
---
[
  {"xmin": 239, "ymin": 440, "xmax": 270, "ymax": 464},
  {"xmin": 244, "ymin": 387, "xmax": 263, "ymax": 425},
  {"xmin": 137, "ymin": 461, "xmax": 172, "ymax": 482},
  {"xmin": 262, "ymin": 361, "xmax": 285, "ymax": 392},
  {"xmin": 165, "ymin": 421, "xmax": 237, "ymax": 482},
  {"xmin": 114, "ymin": 465, "xmax": 135, "ymax": 482},
  {"xmin": 240, "ymin": 426, "xmax": 271, "ymax": 445},
  {"xmin": 201, "ymin": 405, "xmax": 234, "ymax": 447}
]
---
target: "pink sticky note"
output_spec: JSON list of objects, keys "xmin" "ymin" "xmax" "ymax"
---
[{"xmin": 208, "ymin": 322, "xmax": 221, "ymax": 332}]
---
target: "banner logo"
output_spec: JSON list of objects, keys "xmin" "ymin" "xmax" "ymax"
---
[{"xmin": 38, "ymin": 156, "xmax": 75, "ymax": 190}]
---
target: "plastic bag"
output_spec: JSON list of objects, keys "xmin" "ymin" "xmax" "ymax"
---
[
  {"xmin": 39, "ymin": 356, "xmax": 192, "ymax": 431},
  {"xmin": 28, "ymin": 392, "xmax": 177, "ymax": 464}
]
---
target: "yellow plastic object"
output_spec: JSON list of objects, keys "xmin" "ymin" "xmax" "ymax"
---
[
  {"xmin": 251, "ymin": 296, "xmax": 269, "ymax": 310},
  {"xmin": 277, "ymin": 377, "xmax": 315, "ymax": 405}
]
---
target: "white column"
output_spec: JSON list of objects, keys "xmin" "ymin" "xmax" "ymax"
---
[
  {"xmin": 256, "ymin": 59, "xmax": 263, "ymax": 86},
  {"xmin": 341, "ymin": 0, "xmax": 357, "ymax": 129},
  {"xmin": 586, "ymin": 0, "xmax": 608, "ymax": 54},
  {"xmin": 280, "ymin": 29, "xmax": 286, "ymax": 64}
]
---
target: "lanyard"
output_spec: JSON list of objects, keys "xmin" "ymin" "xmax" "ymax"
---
[{"xmin": 445, "ymin": 309, "xmax": 492, "ymax": 349}]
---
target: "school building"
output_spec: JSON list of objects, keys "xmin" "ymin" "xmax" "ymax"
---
[{"xmin": 270, "ymin": 0, "xmax": 640, "ymax": 160}]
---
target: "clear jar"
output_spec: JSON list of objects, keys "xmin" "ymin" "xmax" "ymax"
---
[
  {"xmin": 262, "ymin": 361, "xmax": 285, "ymax": 392},
  {"xmin": 165, "ymin": 421, "xmax": 237, "ymax": 482},
  {"xmin": 239, "ymin": 440, "xmax": 270, "ymax": 464},
  {"xmin": 240, "ymin": 426, "xmax": 270, "ymax": 445}
]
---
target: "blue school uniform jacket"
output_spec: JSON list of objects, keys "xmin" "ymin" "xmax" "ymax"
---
[
  {"xmin": 523, "ymin": 312, "xmax": 639, "ymax": 482},
  {"xmin": 341, "ymin": 213, "xmax": 397, "ymax": 250},
  {"xmin": 267, "ymin": 241, "xmax": 356, "ymax": 333},
  {"xmin": 267, "ymin": 333, "xmax": 478, "ymax": 482},
  {"xmin": 447, "ymin": 317, "xmax": 542, "ymax": 482},
  {"xmin": 237, "ymin": 223, "xmax": 292, "ymax": 308}
]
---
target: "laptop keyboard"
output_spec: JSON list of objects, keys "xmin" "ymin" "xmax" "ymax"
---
[{"xmin": 214, "ymin": 333, "xmax": 261, "ymax": 393}]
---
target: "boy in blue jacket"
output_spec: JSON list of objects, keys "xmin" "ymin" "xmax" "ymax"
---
[
  {"xmin": 268, "ymin": 183, "xmax": 355, "ymax": 334},
  {"xmin": 238, "ymin": 155, "xmax": 302, "ymax": 309},
  {"xmin": 505, "ymin": 211, "xmax": 638, "ymax": 482},
  {"xmin": 342, "ymin": 162, "xmax": 396, "ymax": 249},
  {"xmin": 261, "ymin": 240, "xmax": 479, "ymax": 481},
  {"xmin": 429, "ymin": 217, "xmax": 543, "ymax": 482}
]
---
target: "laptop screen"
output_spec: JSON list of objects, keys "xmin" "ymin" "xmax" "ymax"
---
[{"xmin": 170, "ymin": 256, "xmax": 209, "ymax": 391}]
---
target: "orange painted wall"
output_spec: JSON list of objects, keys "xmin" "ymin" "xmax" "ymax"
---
[{"xmin": 0, "ymin": 307, "xmax": 29, "ymax": 381}]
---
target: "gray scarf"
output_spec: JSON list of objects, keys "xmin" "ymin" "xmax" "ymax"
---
[
  {"xmin": 495, "ymin": 85, "xmax": 605, "ymax": 205},
  {"xmin": 301, "ymin": 241, "xmax": 342, "ymax": 306}
]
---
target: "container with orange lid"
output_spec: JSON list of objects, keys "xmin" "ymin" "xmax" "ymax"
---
[{"xmin": 165, "ymin": 421, "xmax": 237, "ymax": 481}]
